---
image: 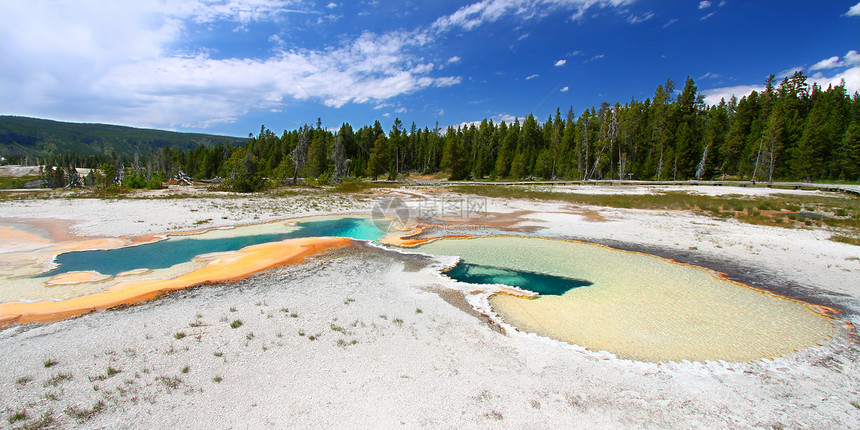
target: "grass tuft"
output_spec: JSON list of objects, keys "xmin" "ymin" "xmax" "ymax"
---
[
  {"xmin": 44, "ymin": 372, "xmax": 73, "ymax": 387},
  {"xmin": 43, "ymin": 359, "xmax": 58, "ymax": 368},
  {"xmin": 8, "ymin": 410, "xmax": 27, "ymax": 424},
  {"xmin": 230, "ymin": 320, "xmax": 243, "ymax": 329},
  {"xmin": 156, "ymin": 375, "xmax": 182, "ymax": 390},
  {"xmin": 17, "ymin": 411, "xmax": 55, "ymax": 430},
  {"xmin": 65, "ymin": 400, "xmax": 105, "ymax": 422},
  {"xmin": 831, "ymin": 235, "xmax": 860, "ymax": 246}
]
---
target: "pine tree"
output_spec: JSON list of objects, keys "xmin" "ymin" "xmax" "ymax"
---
[
  {"xmin": 841, "ymin": 122, "xmax": 860, "ymax": 181},
  {"xmin": 368, "ymin": 135, "xmax": 388, "ymax": 180}
]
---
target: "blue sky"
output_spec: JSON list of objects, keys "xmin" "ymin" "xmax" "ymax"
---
[{"xmin": 1, "ymin": 0, "xmax": 858, "ymax": 137}]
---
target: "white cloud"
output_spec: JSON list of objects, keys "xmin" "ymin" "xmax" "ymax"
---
[
  {"xmin": 454, "ymin": 113, "xmax": 525, "ymax": 129},
  {"xmin": 626, "ymin": 11, "xmax": 654, "ymax": 24},
  {"xmin": 811, "ymin": 55, "xmax": 841, "ymax": 70},
  {"xmin": 585, "ymin": 54, "xmax": 605, "ymax": 62},
  {"xmin": 777, "ymin": 66, "xmax": 804, "ymax": 78},
  {"xmin": 663, "ymin": 18, "xmax": 678, "ymax": 28},
  {"xmin": 700, "ymin": 12, "xmax": 715, "ymax": 20},
  {"xmin": 703, "ymin": 65, "xmax": 860, "ymax": 105},
  {"xmin": 526, "ymin": 74, "xmax": 540, "ymax": 80},
  {"xmin": 0, "ymin": 0, "xmax": 462, "ymax": 130},
  {"xmin": 434, "ymin": 76, "xmax": 463, "ymax": 87},
  {"xmin": 701, "ymin": 84, "xmax": 763, "ymax": 105},
  {"xmin": 845, "ymin": 2, "xmax": 860, "ymax": 16},
  {"xmin": 808, "ymin": 66, "xmax": 860, "ymax": 93},
  {"xmin": 431, "ymin": 0, "xmax": 635, "ymax": 32},
  {"xmin": 447, "ymin": 56, "xmax": 462, "ymax": 64},
  {"xmin": 810, "ymin": 51, "xmax": 860, "ymax": 70},
  {"xmin": 698, "ymin": 72, "xmax": 720, "ymax": 80},
  {"xmin": 698, "ymin": 1, "xmax": 711, "ymax": 9},
  {"xmin": 554, "ymin": 59, "xmax": 567, "ymax": 67},
  {"xmin": 395, "ymin": 107, "xmax": 407, "ymax": 113},
  {"xmin": 0, "ymin": 0, "xmax": 639, "ymax": 130},
  {"xmin": 560, "ymin": 86, "xmax": 570, "ymax": 92}
]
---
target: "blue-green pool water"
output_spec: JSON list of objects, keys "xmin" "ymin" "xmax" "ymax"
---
[
  {"xmin": 443, "ymin": 261, "xmax": 592, "ymax": 296},
  {"xmin": 43, "ymin": 217, "xmax": 384, "ymax": 277}
]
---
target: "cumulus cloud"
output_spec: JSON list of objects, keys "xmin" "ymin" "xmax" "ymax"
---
[
  {"xmin": 554, "ymin": 59, "xmax": 567, "ymax": 67},
  {"xmin": 698, "ymin": 1, "xmax": 711, "ymax": 9},
  {"xmin": 845, "ymin": 2, "xmax": 860, "ymax": 17},
  {"xmin": 808, "ymin": 66, "xmax": 860, "ymax": 93},
  {"xmin": 811, "ymin": 55, "xmax": 841, "ymax": 70},
  {"xmin": 1, "ymin": 0, "xmax": 643, "ymax": 130},
  {"xmin": 0, "ymin": 0, "xmax": 462, "ymax": 129},
  {"xmin": 810, "ymin": 51, "xmax": 860, "ymax": 70},
  {"xmin": 560, "ymin": 86, "xmax": 570, "ymax": 92},
  {"xmin": 455, "ymin": 113, "xmax": 525, "ymax": 128},
  {"xmin": 703, "ymin": 61, "xmax": 860, "ymax": 106},
  {"xmin": 701, "ymin": 84, "xmax": 764, "ymax": 105}
]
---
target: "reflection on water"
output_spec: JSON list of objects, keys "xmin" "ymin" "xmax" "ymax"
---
[
  {"xmin": 444, "ymin": 261, "xmax": 591, "ymax": 295},
  {"xmin": 415, "ymin": 237, "xmax": 834, "ymax": 362},
  {"xmin": 44, "ymin": 217, "xmax": 383, "ymax": 277}
]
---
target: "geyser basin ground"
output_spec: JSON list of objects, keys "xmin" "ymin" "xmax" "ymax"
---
[{"xmin": 415, "ymin": 236, "xmax": 835, "ymax": 362}]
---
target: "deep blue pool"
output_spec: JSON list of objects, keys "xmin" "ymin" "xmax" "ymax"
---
[{"xmin": 443, "ymin": 261, "xmax": 592, "ymax": 296}]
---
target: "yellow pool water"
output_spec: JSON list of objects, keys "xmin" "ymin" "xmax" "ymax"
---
[{"xmin": 415, "ymin": 236, "xmax": 835, "ymax": 362}]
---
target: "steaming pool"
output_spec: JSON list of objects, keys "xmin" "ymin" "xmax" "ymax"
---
[{"xmin": 2, "ymin": 216, "xmax": 836, "ymax": 363}]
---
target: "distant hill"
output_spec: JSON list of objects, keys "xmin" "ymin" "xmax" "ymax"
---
[{"xmin": 0, "ymin": 116, "xmax": 247, "ymax": 158}]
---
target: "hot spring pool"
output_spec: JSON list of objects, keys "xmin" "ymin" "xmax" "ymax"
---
[
  {"xmin": 44, "ymin": 217, "xmax": 384, "ymax": 277},
  {"xmin": 415, "ymin": 236, "xmax": 835, "ymax": 362}
]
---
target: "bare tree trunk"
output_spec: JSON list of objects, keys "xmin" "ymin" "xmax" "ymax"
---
[
  {"xmin": 752, "ymin": 136, "xmax": 764, "ymax": 182},
  {"xmin": 695, "ymin": 143, "xmax": 709, "ymax": 180}
]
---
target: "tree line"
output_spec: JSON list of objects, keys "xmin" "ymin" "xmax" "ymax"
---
[{"xmin": 37, "ymin": 72, "xmax": 860, "ymax": 191}]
